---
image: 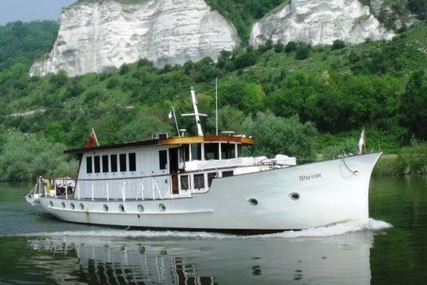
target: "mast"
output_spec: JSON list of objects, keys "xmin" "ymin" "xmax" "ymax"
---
[{"xmin": 182, "ymin": 86, "xmax": 207, "ymax": 136}]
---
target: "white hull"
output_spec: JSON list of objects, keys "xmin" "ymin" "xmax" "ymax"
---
[{"xmin": 37, "ymin": 153, "xmax": 381, "ymax": 232}]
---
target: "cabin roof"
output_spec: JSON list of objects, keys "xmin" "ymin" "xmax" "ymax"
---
[{"xmin": 64, "ymin": 135, "xmax": 255, "ymax": 154}]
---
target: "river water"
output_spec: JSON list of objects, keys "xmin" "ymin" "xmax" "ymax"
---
[{"xmin": 0, "ymin": 177, "xmax": 426, "ymax": 285}]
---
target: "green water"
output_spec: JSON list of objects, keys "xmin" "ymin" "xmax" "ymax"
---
[{"xmin": 0, "ymin": 177, "xmax": 426, "ymax": 285}]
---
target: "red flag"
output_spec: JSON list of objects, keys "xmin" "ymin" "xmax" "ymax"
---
[{"xmin": 86, "ymin": 128, "xmax": 98, "ymax": 148}]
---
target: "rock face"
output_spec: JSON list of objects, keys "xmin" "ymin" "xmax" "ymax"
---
[
  {"xmin": 250, "ymin": 0, "xmax": 394, "ymax": 48},
  {"xmin": 30, "ymin": 0, "xmax": 240, "ymax": 77},
  {"xmin": 31, "ymin": 0, "xmax": 396, "ymax": 77}
]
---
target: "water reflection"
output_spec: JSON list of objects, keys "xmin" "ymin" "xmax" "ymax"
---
[{"xmin": 25, "ymin": 224, "xmax": 380, "ymax": 285}]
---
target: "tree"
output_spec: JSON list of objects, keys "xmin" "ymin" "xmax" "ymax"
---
[
  {"xmin": 242, "ymin": 112, "xmax": 317, "ymax": 161},
  {"xmin": 295, "ymin": 43, "xmax": 311, "ymax": 60},
  {"xmin": 400, "ymin": 70, "xmax": 427, "ymax": 140},
  {"xmin": 332, "ymin": 39, "xmax": 346, "ymax": 50}
]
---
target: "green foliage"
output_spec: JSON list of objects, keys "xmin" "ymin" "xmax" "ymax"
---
[
  {"xmin": 3, "ymin": 18, "xmax": 427, "ymax": 179},
  {"xmin": 332, "ymin": 40, "xmax": 346, "ymax": 50},
  {"xmin": 295, "ymin": 43, "xmax": 311, "ymax": 60},
  {"xmin": 373, "ymin": 155, "xmax": 407, "ymax": 176},
  {"xmin": 285, "ymin": 41, "xmax": 298, "ymax": 53},
  {"xmin": 407, "ymin": 0, "xmax": 427, "ymax": 22},
  {"xmin": 404, "ymin": 137, "xmax": 427, "ymax": 174},
  {"xmin": 0, "ymin": 21, "xmax": 58, "ymax": 72},
  {"xmin": 242, "ymin": 112, "xmax": 317, "ymax": 161},
  {"xmin": 205, "ymin": 0, "xmax": 288, "ymax": 43},
  {"xmin": 399, "ymin": 70, "xmax": 427, "ymax": 141},
  {"xmin": 217, "ymin": 79, "xmax": 266, "ymax": 114},
  {"xmin": 117, "ymin": 110, "xmax": 174, "ymax": 142},
  {"xmin": 0, "ymin": 130, "xmax": 78, "ymax": 181},
  {"xmin": 375, "ymin": 140, "xmax": 427, "ymax": 176}
]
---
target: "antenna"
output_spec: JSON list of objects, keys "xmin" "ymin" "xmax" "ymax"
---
[{"xmin": 181, "ymin": 86, "xmax": 207, "ymax": 136}]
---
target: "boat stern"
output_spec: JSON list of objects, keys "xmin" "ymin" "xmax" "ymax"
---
[{"xmin": 25, "ymin": 193, "xmax": 41, "ymax": 206}]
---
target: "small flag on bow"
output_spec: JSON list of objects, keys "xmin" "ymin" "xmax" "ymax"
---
[
  {"xmin": 167, "ymin": 110, "xmax": 174, "ymax": 120},
  {"xmin": 357, "ymin": 128, "xmax": 365, "ymax": 154}
]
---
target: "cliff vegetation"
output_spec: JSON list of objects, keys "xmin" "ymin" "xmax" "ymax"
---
[{"xmin": 1, "ymin": 0, "xmax": 427, "ymax": 180}]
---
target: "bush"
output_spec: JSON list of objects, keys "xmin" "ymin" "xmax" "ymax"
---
[
  {"xmin": 373, "ymin": 155, "xmax": 407, "ymax": 176},
  {"xmin": 295, "ymin": 45, "xmax": 311, "ymax": 60},
  {"xmin": 332, "ymin": 40, "xmax": 346, "ymax": 50},
  {"xmin": 285, "ymin": 41, "xmax": 298, "ymax": 53}
]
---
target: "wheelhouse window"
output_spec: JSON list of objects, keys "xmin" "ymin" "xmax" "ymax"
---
[
  {"xmin": 191, "ymin": 143, "xmax": 201, "ymax": 161},
  {"xmin": 110, "ymin": 154, "xmax": 118, "ymax": 172},
  {"xmin": 86, "ymin": 157, "xmax": 93, "ymax": 173},
  {"xmin": 221, "ymin": 143, "xmax": 236, "ymax": 159},
  {"xmin": 129, "ymin": 153, "xmax": 136, "ymax": 172},
  {"xmin": 119, "ymin": 153, "xmax": 127, "ymax": 172},
  {"xmin": 94, "ymin": 156, "xmax": 101, "ymax": 173},
  {"xmin": 159, "ymin": 150, "xmax": 167, "ymax": 170},
  {"xmin": 205, "ymin": 143, "xmax": 219, "ymax": 160},
  {"xmin": 180, "ymin": 145, "xmax": 189, "ymax": 162},
  {"xmin": 102, "ymin": 155, "xmax": 109, "ymax": 173}
]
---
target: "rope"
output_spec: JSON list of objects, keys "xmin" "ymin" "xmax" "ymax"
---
[{"xmin": 341, "ymin": 156, "xmax": 359, "ymax": 175}]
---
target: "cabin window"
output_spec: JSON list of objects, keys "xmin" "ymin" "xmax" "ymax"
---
[
  {"xmin": 86, "ymin": 157, "xmax": 93, "ymax": 173},
  {"xmin": 110, "ymin": 154, "xmax": 118, "ymax": 172},
  {"xmin": 180, "ymin": 175, "xmax": 190, "ymax": 190},
  {"xmin": 159, "ymin": 150, "xmax": 167, "ymax": 170},
  {"xmin": 119, "ymin": 153, "xmax": 127, "ymax": 172},
  {"xmin": 205, "ymin": 143, "xmax": 219, "ymax": 160},
  {"xmin": 191, "ymin": 143, "xmax": 201, "ymax": 161},
  {"xmin": 222, "ymin": 170, "xmax": 234, "ymax": 177},
  {"xmin": 94, "ymin": 156, "xmax": 101, "ymax": 173},
  {"xmin": 208, "ymin": 172, "xmax": 217, "ymax": 187},
  {"xmin": 194, "ymin": 174, "xmax": 205, "ymax": 189},
  {"xmin": 102, "ymin": 155, "xmax": 109, "ymax": 173},
  {"xmin": 129, "ymin": 153, "xmax": 136, "ymax": 171},
  {"xmin": 221, "ymin": 143, "xmax": 236, "ymax": 159}
]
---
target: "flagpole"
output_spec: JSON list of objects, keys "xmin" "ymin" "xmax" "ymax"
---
[
  {"xmin": 215, "ymin": 77, "xmax": 218, "ymax": 136},
  {"xmin": 363, "ymin": 127, "xmax": 366, "ymax": 153},
  {"xmin": 92, "ymin": 128, "xmax": 99, "ymax": 147},
  {"xmin": 172, "ymin": 106, "xmax": 180, "ymax": 137}
]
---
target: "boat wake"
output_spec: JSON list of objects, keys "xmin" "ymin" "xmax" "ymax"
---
[{"xmin": 19, "ymin": 218, "xmax": 392, "ymax": 240}]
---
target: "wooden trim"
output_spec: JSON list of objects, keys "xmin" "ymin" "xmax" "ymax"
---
[{"xmin": 64, "ymin": 135, "xmax": 254, "ymax": 154}]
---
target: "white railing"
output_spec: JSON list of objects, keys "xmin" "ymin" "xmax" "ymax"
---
[{"xmin": 74, "ymin": 175, "xmax": 171, "ymax": 201}]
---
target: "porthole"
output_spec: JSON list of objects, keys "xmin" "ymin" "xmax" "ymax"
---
[
  {"xmin": 49, "ymin": 201, "xmax": 53, "ymax": 207},
  {"xmin": 103, "ymin": 204, "xmax": 109, "ymax": 212},
  {"xmin": 248, "ymin": 198, "xmax": 258, "ymax": 206},
  {"xmin": 70, "ymin": 203, "xmax": 75, "ymax": 210},
  {"xmin": 137, "ymin": 204, "xmax": 144, "ymax": 212},
  {"xmin": 61, "ymin": 202, "xmax": 66, "ymax": 209},
  {"xmin": 79, "ymin": 203, "xmax": 85, "ymax": 210},
  {"xmin": 119, "ymin": 204, "xmax": 125, "ymax": 212},
  {"xmin": 289, "ymin": 192, "xmax": 300, "ymax": 201},
  {"xmin": 159, "ymin": 203, "xmax": 166, "ymax": 212}
]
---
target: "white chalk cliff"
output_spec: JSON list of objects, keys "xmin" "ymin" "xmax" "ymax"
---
[
  {"xmin": 30, "ymin": 0, "xmax": 240, "ymax": 77},
  {"xmin": 31, "ymin": 0, "xmax": 396, "ymax": 77},
  {"xmin": 250, "ymin": 0, "xmax": 394, "ymax": 47}
]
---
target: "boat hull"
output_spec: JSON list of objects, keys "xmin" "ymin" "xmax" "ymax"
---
[{"xmin": 38, "ymin": 153, "xmax": 381, "ymax": 232}]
